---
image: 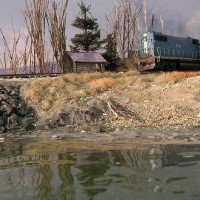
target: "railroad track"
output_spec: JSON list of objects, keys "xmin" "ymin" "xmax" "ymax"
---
[
  {"xmin": 0, "ymin": 68, "xmax": 199, "ymax": 79},
  {"xmin": 0, "ymin": 73, "xmax": 65, "ymax": 79}
]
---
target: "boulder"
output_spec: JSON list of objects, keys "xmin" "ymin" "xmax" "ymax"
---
[
  {"xmin": 57, "ymin": 112, "xmax": 72, "ymax": 126},
  {"xmin": 4, "ymin": 104, "xmax": 13, "ymax": 116},
  {"xmin": 24, "ymin": 122, "xmax": 36, "ymax": 132},
  {"xmin": 8, "ymin": 113, "xmax": 19, "ymax": 129},
  {"xmin": 0, "ymin": 84, "xmax": 37, "ymax": 133}
]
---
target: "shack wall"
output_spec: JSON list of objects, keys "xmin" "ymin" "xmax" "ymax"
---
[{"xmin": 76, "ymin": 63, "xmax": 105, "ymax": 73}]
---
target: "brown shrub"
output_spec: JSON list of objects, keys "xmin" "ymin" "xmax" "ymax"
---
[
  {"xmin": 125, "ymin": 70, "xmax": 140, "ymax": 76},
  {"xmin": 87, "ymin": 78, "xmax": 117, "ymax": 94},
  {"xmin": 41, "ymin": 99, "xmax": 52, "ymax": 110},
  {"xmin": 117, "ymin": 76, "xmax": 137, "ymax": 90},
  {"xmin": 156, "ymin": 72, "xmax": 200, "ymax": 84},
  {"xmin": 79, "ymin": 73, "xmax": 93, "ymax": 83},
  {"xmin": 50, "ymin": 77, "xmax": 66, "ymax": 89},
  {"xmin": 26, "ymin": 78, "xmax": 52, "ymax": 101},
  {"xmin": 70, "ymin": 90, "xmax": 87, "ymax": 99},
  {"xmin": 171, "ymin": 72, "xmax": 200, "ymax": 79},
  {"xmin": 62, "ymin": 73, "xmax": 78, "ymax": 84}
]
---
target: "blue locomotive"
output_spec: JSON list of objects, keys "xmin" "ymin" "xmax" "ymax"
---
[{"xmin": 134, "ymin": 32, "xmax": 200, "ymax": 70}]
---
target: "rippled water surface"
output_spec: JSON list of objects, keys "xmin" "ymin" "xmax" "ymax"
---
[{"xmin": 1, "ymin": 139, "xmax": 200, "ymax": 200}]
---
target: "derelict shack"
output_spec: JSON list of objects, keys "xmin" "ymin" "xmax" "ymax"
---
[{"xmin": 65, "ymin": 52, "xmax": 107, "ymax": 73}]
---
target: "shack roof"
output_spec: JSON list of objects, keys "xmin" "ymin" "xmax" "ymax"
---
[{"xmin": 67, "ymin": 52, "xmax": 107, "ymax": 63}]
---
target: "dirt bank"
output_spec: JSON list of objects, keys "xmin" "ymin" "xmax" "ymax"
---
[{"xmin": 0, "ymin": 71, "xmax": 200, "ymax": 142}]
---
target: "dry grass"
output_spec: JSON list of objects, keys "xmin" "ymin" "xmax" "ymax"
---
[
  {"xmin": 41, "ymin": 99, "xmax": 52, "ymax": 110},
  {"xmin": 170, "ymin": 71, "xmax": 200, "ymax": 79},
  {"xmin": 62, "ymin": 73, "xmax": 79, "ymax": 84},
  {"xmin": 25, "ymin": 71, "xmax": 151, "ymax": 108},
  {"xmin": 26, "ymin": 78, "xmax": 52, "ymax": 101},
  {"xmin": 24, "ymin": 71, "xmax": 200, "ymax": 111},
  {"xmin": 155, "ymin": 72, "xmax": 200, "ymax": 84},
  {"xmin": 87, "ymin": 78, "xmax": 117, "ymax": 95},
  {"xmin": 117, "ymin": 75, "xmax": 138, "ymax": 89},
  {"xmin": 25, "ymin": 75, "xmax": 89, "ymax": 110}
]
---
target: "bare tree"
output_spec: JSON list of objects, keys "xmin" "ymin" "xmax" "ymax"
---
[
  {"xmin": 23, "ymin": 0, "xmax": 49, "ymax": 73},
  {"xmin": 0, "ymin": 0, "xmax": 69, "ymax": 75},
  {"xmin": 46, "ymin": 0, "xmax": 69, "ymax": 73},
  {"xmin": 20, "ymin": 35, "xmax": 34, "ymax": 74},
  {"xmin": 143, "ymin": 0, "xmax": 148, "ymax": 32},
  {"xmin": 23, "ymin": 0, "xmax": 70, "ymax": 73},
  {"xmin": 107, "ymin": 0, "xmax": 143, "ymax": 59},
  {"xmin": 0, "ymin": 23, "xmax": 22, "ymax": 74}
]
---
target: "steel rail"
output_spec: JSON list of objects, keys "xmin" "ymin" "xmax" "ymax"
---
[{"xmin": 0, "ymin": 73, "xmax": 65, "ymax": 79}]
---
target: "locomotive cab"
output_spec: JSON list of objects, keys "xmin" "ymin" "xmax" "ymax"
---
[{"xmin": 140, "ymin": 32, "xmax": 155, "ymax": 56}]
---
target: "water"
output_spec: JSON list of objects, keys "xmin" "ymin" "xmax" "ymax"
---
[{"xmin": 0, "ymin": 139, "xmax": 200, "ymax": 200}]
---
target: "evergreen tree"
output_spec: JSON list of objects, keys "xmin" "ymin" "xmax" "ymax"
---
[
  {"xmin": 102, "ymin": 33, "xmax": 120, "ymax": 71},
  {"xmin": 70, "ymin": 1, "xmax": 103, "ymax": 52}
]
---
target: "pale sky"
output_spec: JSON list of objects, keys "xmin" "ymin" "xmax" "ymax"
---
[{"xmin": 0, "ymin": 0, "xmax": 199, "ymax": 51}]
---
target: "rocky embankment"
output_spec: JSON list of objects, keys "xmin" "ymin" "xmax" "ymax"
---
[
  {"xmin": 45, "ymin": 98, "xmax": 139, "ymax": 133},
  {"xmin": 0, "ymin": 72, "xmax": 200, "ymax": 138},
  {"xmin": 0, "ymin": 83, "xmax": 36, "ymax": 134}
]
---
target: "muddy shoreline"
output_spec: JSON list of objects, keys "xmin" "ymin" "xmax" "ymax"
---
[{"xmin": 2, "ymin": 126, "xmax": 200, "ymax": 146}]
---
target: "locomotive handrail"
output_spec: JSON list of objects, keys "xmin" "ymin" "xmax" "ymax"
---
[
  {"xmin": 137, "ymin": 47, "xmax": 200, "ymax": 61},
  {"xmin": 157, "ymin": 47, "xmax": 161, "ymax": 56},
  {"xmin": 155, "ymin": 47, "xmax": 199, "ymax": 60}
]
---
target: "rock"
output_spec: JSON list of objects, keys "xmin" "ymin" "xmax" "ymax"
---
[
  {"xmin": 81, "ymin": 124, "xmax": 105, "ymax": 133},
  {"xmin": 9, "ymin": 89, "xmax": 18, "ymax": 96},
  {"xmin": 46, "ymin": 98, "xmax": 109, "ymax": 131},
  {"xmin": 51, "ymin": 135, "xmax": 63, "ymax": 140},
  {"xmin": 0, "ymin": 126, "xmax": 7, "ymax": 134},
  {"xmin": 89, "ymin": 107, "xmax": 102, "ymax": 117},
  {"xmin": 0, "ymin": 104, "xmax": 13, "ymax": 116},
  {"xmin": 84, "ymin": 114, "xmax": 92, "ymax": 123},
  {"xmin": 0, "ymin": 117, "xmax": 5, "ymax": 126},
  {"xmin": 8, "ymin": 113, "xmax": 19, "ymax": 128},
  {"xmin": 89, "ymin": 99, "xmax": 108, "ymax": 112},
  {"xmin": 0, "ymin": 94, "xmax": 8, "ymax": 101},
  {"xmin": 57, "ymin": 112, "xmax": 71, "ymax": 125},
  {"xmin": 47, "ymin": 117, "xmax": 59, "ymax": 129},
  {"xmin": 24, "ymin": 122, "xmax": 36, "ymax": 132},
  {"xmin": 15, "ymin": 108, "xmax": 26, "ymax": 117},
  {"xmin": 26, "ymin": 106, "xmax": 36, "ymax": 116},
  {"xmin": 70, "ymin": 109, "xmax": 85, "ymax": 125},
  {"xmin": 0, "ymin": 83, "xmax": 37, "ymax": 133}
]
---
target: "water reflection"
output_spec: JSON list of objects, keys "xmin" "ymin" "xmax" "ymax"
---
[{"xmin": 0, "ymin": 140, "xmax": 200, "ymax": 200}]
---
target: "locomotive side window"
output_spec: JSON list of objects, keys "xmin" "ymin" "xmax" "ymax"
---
[{"xmin": 154, "ymin": 35, "xmax": 168, "ymax": 42}]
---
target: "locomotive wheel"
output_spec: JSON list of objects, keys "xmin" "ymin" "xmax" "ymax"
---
[
  {"xmin": 166, "ymin": 62, "xmax": 173, "ymax": 71},
  {"xmin": 170, "ymin": 62, "xmax": 177, "ymax": 71},
  {"xmin": 159, "ymin": 61, "xmax": 166, "ymax": 71}
]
